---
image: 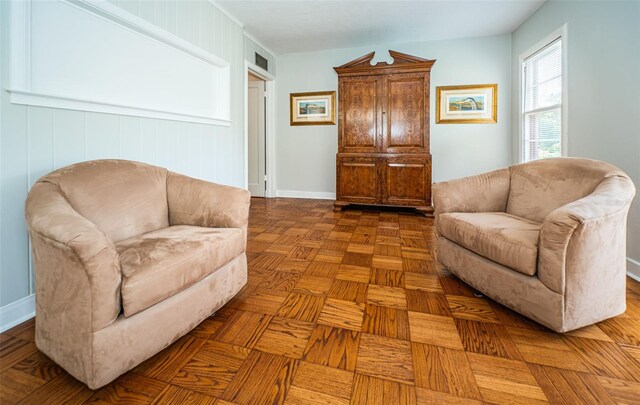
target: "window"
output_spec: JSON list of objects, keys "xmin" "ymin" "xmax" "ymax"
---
[{"xmin": 521, "ymin": 37, "xmax": 563, "ymax": 162}]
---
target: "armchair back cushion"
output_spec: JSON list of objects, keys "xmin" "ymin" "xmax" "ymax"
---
[
  {"xmin": 43, "ymin": 160, "xmax": 170, "ymax": 242},
  {"xmin": 506, "ymin": 158, "xmax": 627, "ymax": 223}
]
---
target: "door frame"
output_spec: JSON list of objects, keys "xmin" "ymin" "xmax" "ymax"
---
[{"xmin": 244, "ymin": 61, "xmax": 276, "ymax": 198}]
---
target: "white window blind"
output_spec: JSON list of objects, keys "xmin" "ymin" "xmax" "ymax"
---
[{"xmin": 522, "ymin": 38, "xmax": 562, "ymax": 162}]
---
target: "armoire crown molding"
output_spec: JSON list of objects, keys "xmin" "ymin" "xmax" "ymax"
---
[{"xmin": 334, "ymin": 50, "xmax": 436, "ymax": 76}]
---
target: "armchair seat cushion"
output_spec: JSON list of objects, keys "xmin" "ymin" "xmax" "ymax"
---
[
  {"xmin": 438, "ymin": 212, "xmax": 541, "ymax": 276},
  {"xmin": 116, "ymin": 225, "xmax": 244, "ymax": 316}
]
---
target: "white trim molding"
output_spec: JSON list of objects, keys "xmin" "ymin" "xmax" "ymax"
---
[
  {"xmin": 244, "ymin": 61, "xmax": 277, "ymax": 197},
  {"xmin": 8, "ymin": 0, "xmax": 231, "ymax": 126},
  {"xmin": 264, "ymin": 79, "xmax": 277, "ymax": 198},
  {"xmin": 517, "ymin": 23, "xmax": 568, "ymax": 163},
  {"xmin": 9, "ymin": 89, "xmax": 231, "ymax": 126},
  {"xmin": 276, "ymin": 190, "xmax": 337, "ymax": 200},
  {"xmin": 628, "ymin": 257, "xmax": 640, "ymax": 282},
  {"xmin": 247, "ymin": 61, "xmax": 275, "ymax": 82},
  {"xmin": 0, "ymin": 294, "xmax": 35, "ymax": 333}
]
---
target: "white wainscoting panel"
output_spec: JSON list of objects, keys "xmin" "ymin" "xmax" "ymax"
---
[
  {"xmin": 0, "ymin": 0, "xmax": 247, "ymax": 311},
  {"xmin": 8, "ymin": 0, "xmax": 231, "ymax": 125}
]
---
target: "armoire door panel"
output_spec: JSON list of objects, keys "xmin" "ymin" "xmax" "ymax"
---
[
  {"xmin": 337, "ymin": 159, "xmax": 378, "ymax": 203},
  {"xmin": 383, "ymin": 74, "xmax": 429, "ymax": 154},
  {"xmin": 340, "ymin": 78, "xmax": 379, "ymax": 152},
  {"xmin": 388, "ymin": 79, "xmax": 423, "ymax": 146},
  {"xmin": 382, "ymin": 158, "xmax": 430, "ymax": 206}
]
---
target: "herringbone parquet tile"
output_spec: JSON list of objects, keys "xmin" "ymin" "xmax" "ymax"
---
[{"xmin": 2, "ymin": 197, "xmax": 640, "ymax": 404}]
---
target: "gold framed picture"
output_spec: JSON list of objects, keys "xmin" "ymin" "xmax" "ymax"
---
[
  {"xmin": 436, "ymin": 84, "xmax": 497, "ymax": 124},
  {"xmin": 290, "ymin": 91, "xmax": 336, "ymax": 126}
]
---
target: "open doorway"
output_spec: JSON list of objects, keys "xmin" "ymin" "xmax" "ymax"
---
[
  {"xmin": 247, "ymin": 72, "xmax": 266, "ymax": 197},
  {"xmin": 244, "ymin": 64, "xmax": 275, "ymax": 198}
]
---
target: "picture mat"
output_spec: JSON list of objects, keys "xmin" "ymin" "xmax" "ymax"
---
[{"xmin": 297, "ymin": 99, "xmax": 329, "ymax": 117}]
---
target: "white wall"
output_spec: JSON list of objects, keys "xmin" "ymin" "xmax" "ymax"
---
[
  {"xmin": 275, "ymin": 35, "xmax": 512, "ymax": 197},
  {"xmin": 511, "ymin": 0, "xmax": 640, "ymax": 276},
  {"xmin": 0, "ymin": 0, "xmax": 246, "ymax": 327}
]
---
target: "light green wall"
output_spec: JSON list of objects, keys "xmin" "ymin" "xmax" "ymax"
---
[
  {"xmin": 275, "ymin": 35, "xmax": 513, "ymax": 195},
  {"xmin": 0, "ymin": 0, "xmax": 246, "ymax": 308},
  {"xmin": 511, "ymin": 0, "xmax": 640, "ymax": 272}
]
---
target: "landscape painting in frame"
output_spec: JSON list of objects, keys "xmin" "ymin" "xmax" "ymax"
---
[
  {"xmin": 436, "ymin": 84, "xmax": 497, "ymax": 124},
  {"xmin": 290, "ymin": 91, "xmax": 336, "ymax": 125}
]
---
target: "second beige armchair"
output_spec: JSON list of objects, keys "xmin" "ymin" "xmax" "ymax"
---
[{"xmin": 433, "ymin": 158, "xmax": 635, "ymax": 332}]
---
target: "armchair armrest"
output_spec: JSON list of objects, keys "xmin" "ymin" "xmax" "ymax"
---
[
  {"xmin": 167, "ymin": 172, "xmax": 251, "ymax": 230},
  {"xmin": 538, "ymin": 175, "xmax": 636, "ymax": 294},
  {"xmin": 25, "ymin": 182, "xmax": 121, "ymax": 331},
  {"xmin": 433, "ymin": 168, "xmax": 510, "ymax": 216}
]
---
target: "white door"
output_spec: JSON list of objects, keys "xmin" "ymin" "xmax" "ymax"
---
[{"xmin": 248, "ymin": 79, "xmax": 266, "ymax": 197}]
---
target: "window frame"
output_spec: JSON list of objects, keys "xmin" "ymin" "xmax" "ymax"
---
[{"xmin": 518, "ymin": 24, "xmax": 568, "ymax": 163}]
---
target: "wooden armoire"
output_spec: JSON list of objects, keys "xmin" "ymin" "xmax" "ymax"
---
[{"xmin": 333, "ymin": 50, "xmax": 436, "ymax": 216}]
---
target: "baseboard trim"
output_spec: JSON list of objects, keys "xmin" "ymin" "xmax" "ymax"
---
[
  {"xmin": 0, "ymin": 294, "xmax": 35, "ymax": 333},
  {"xmin": 276, "ymin": 190, "xmax": 336, "ymax": 200},
  {"xmin": 628, "ymin": 257, "xmax": 640, "ymax": 282}
]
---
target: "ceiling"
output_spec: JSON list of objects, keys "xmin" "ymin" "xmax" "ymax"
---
[{"xmin": 218, "ymin": 0, "xmax": 545, "ymax": 55}]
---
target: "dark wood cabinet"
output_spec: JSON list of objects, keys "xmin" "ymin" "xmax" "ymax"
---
[{"xmin": 333, "ymin": 50, "xmax": 435, "ymax": 216}]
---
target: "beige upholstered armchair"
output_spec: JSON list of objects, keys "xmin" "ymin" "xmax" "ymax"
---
[
  {"xmin": 25, "ymin": 160, "xmax": 250, "ymax": 389},
  {"xmin": 433, "ymin": 158, "xmax": 635, "ymax": 332}
]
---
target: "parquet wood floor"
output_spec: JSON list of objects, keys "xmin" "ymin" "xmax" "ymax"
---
[{"xmin": 2, "ymin": 197, "xmax": 640, "ymax": 404}]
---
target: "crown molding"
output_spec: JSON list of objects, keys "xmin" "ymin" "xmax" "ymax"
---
[
  {"xmin": 335, "ymin": 51, "xmax": 375, "ymax": 69},
  {"xmin": 207, "ymin": 0, "xmax": 244, "ymax": 29},
  {"xmin": 205, "ymin": 1, "xmax": 277, "ymax": 57},
  {"xmin": 334, "ymin": 50, "xmax": 436, "ymax": 76},
  {"xmin": 243, "ymin": 30, "xmax": 277, "ymax": 58}
]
